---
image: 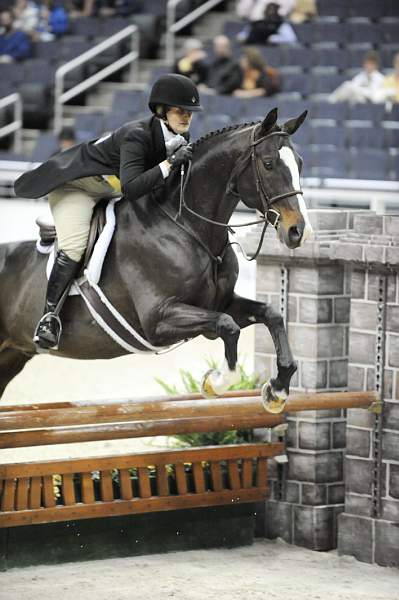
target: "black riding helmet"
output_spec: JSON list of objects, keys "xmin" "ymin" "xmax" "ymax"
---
[{"xmin": 148, "ymin": 74, "xmax": 203, "ymax": 113}]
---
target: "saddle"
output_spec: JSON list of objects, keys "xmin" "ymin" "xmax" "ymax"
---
[{"xmin": 36, "ymin": 198, "xmax": 109, "ymax": 276}]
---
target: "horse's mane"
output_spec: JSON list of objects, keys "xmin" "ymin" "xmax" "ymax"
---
[{"xmin": 192, "ymin": 120, "xmax": 261, "ymax": 152}]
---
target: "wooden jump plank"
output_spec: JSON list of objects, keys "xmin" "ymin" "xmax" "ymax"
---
[
  {"xmin": 0, "ymin": 414, "xmax": 283, "ymax": 449},
  {"xmin": 192, "ymin": 462, "xmax": 206, "ymax": 494},
  {"xmin": 210, "ymin": 461, "xmax": 223, "ymax": 492},
  {"xmin": 42, "ymin": 475, "xmax": 56, "ymax": 508},
  {"xmin": 100, "ymin": 470, "xmax": 114, "ymax": 502},
  {"xmin": 228, "ymin": 460, "xmax": 241, "ymax": 490},
  {"xmin": 137, "ymin": 467, "xmax": 151, "ymax": 498},
  {"xmin": 1, "ymin": 479, "xmax": 16, "ymax": 512},
  {"xmin": 29, "ymin": 477, "xmax": 42, "ymax": 509},
  {"xmin": 15, "ymin": 478, "xmax": 29, "ymax": 511},
  {"xmin": 0, "ymin": 487, "xmax": 269, "ymax": 528},
  {"xmin": 0, "ymin": 443, "xmax": 284, "ymax": 479},
  {"xmin": 156, "ymin": 465, "xmax": 169, "ymax": 497},
  {"xmin": 62, "ymin": 473, "xmax": 76, "ymax": 506},
  {"xmin": 81, "ymin": 473, "xmax": 95, "ymax": 504},
  {"xmin": 242, "ymin": 459, "xmax": 254, "ymax": 489},
  {"xmin": 119, "ymin": 469, "xmax": 133, "ymax": 500}
]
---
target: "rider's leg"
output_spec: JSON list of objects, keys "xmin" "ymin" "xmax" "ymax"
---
[{"xmin": 34, "ymin": 177, "xmax": 119, "ymax": 349}]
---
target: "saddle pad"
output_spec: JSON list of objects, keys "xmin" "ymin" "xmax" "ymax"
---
[{"xmin": 44, "ymin": 197, "xmax": 121, "ymax": 296}]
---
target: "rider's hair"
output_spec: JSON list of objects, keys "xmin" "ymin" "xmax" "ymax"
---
[{"xmin": 155, "ymin": 104, "xmax": 168, "ymax": 119}]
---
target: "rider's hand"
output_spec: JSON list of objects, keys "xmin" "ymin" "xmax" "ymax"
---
[
  {"xmin": 165, "ymin": 135, "xmax": 187, "ymax": 156},
  {"xmin": 169, "ymin": 144, "xmax": 193, "ymax": 170}
]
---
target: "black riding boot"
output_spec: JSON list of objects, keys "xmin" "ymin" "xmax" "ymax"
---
[{"xmin": 33, "ymin": 250, "xmax": 80, "ymax": 349}]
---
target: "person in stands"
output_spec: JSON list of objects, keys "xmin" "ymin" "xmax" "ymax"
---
[
  {"xmin": 174, "ymin": 38, "xmax": 208, "ymax": 86},
  {"xmin": 14, "ymin": 75, "xmax": 201, "ymax": 350},
  {"xmin": 58, "ymin": 126, "xmax": 77, "ymax": 152},
  {"xmin": 237, "ymin": 2, "xmax": 297, "ymax": 45},
  {"xmin": 0, "ymin": 9, "xmax": 31, "ymax": 61},
  {"xmin": 380, "ymin": 52, "xmax": 399, "ymax": 104},
  {"xmin": 329, "ymin": 51, "xmax": 384, "ymax": 104},
  {"xmin": 232, "ymin": 46, "xmax": 280, "ymax": 97},
  {"xmin": 199, "ymin": 35, "xmax": 242, "ymax": 96}
]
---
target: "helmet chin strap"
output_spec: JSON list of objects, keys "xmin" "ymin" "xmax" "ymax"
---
[{"xmin": 163, "ymin": 116, "xmax": 179, "ymax": 136}]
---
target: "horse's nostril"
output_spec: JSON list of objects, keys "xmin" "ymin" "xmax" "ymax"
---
[{"xmin": 288, "ymin": 225, "xmax": 303, "ymax": 244}]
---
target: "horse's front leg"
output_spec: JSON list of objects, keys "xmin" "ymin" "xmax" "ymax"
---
[
  {"xmin": 151, "ymin": 302, "xmax": 241, "ymax": 396},
  {"xmin": 225, "ymin": 294, "xmax": 297, "ymax": 411}
]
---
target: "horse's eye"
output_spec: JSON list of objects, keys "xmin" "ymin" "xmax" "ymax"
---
[{"xmin": 264, "ymin": 161, "xmax": 273, "ymax": 170}]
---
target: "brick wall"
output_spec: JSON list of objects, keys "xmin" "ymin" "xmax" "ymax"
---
[{"xmin": 246, "ymin": 210, "xmax": 399, "ymax": 565}]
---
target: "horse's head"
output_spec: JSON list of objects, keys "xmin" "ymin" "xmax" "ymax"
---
[{"xmin": 236, "ymin": 108, "xmax": 313, "ymax": 249}]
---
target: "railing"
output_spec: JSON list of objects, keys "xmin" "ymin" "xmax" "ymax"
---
[
  {"xmin": 0, "ymin": 94, "xmax": 22, "ymax": 154},
  {"xmin": 166, "ymin": 0, "xmax": 225, "ymax": 66},
  {"xmin": 54, "ymin": 25, "xmax": 140, "ymax": 133}
]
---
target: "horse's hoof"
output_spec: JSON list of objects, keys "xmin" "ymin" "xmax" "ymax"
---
[
  {"xmin": 201, "ymin": 369, "xmax": 220, "ymax": 398},
  {"xmin": 261, "ymin": 381, "xmax": 286, "ymax": 414}
]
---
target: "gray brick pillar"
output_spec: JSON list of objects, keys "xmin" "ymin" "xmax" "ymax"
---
[
  {"xmin": 334, "ymin": 214, "xmax": 399, "ymax": 567},
  {"xmin": 248, "ymin": 210, "xmax": 352, "ymax": 550}
]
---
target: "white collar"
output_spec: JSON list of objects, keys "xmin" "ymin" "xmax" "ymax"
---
[{"xmin": 160, "ymin": 118, "xmax": 180, "ymax": 143}]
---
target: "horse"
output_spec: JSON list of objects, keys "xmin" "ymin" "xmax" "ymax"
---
[{"xmin": 0, "ymin": 107, "xmax": 312, "ymax": 411}]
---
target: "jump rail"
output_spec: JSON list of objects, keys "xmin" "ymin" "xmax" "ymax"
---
[{"xmin": 0, "ymin": 391, "xmax": 378, "ymax": 528}]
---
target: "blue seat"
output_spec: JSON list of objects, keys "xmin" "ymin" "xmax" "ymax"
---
[
  {"xmin": 311, "ymin": 73, "xmax": 346, "ymax": 95},
  {"xmin": 277, "ymin": 99, "xmax": 309, "ymax": 120},
  {"xmin": 70, "ymin": 16, "xmax": 102, "ymax": 38},
  {"xmin": 74, "ymin": 112, "xmax": 105, "ymax": 142},
  {"xmin": 292, "ymin": 23, "xmax": 317, "ymax": 45},
  {"xmin": 282, "ymin": 73, "xmax": 310, "ymax": 95},
  {"xmin": 314, "ymin": 22, "xmax": 348, "ymax": 44},
  {"xmin": 348, "ymin": 104, "xmax": 385, "ymax": 122},
  {"xmin": 189, "ymin": 114, "xmax": 206, "ymax": 141},
  {"xmin": 348, "ymin": 23, "xmax": 382, "ymax": 45},
  {"xmin": 148, "ymin": 65, "xmax": 171, "ymax": 86},
  {"xmin": 392, "ymin": 155, "xmax": 399, "ymax": 179},
  {"xmin": 311, "ymin": 124, "xmax": 346, "ymax": 147},
  {"xmin": 348, "ymin": 0, "xmax": 387, "ymax": 19},
  {"xmin": 284, "ymin": 46, "xmax": 314, "ymax": 70},
  {"xmin": 100, "ymin": 17, "xmax": 128, "ymax": 36},
  {"xmin": 310, "ymin": 147, "xmax": 349, "ymax": 178},
  {"xmin": 309, "ymin": 100, "xmax": 348, "ymax": 121},
  {"xmin": 312, "ymin": 47, "xmax": 348, "ymax": 70},
  {"xmin": 383, "ymin": 126, "xmax": 399, "ymax": 149},
  {"xmin": 31, "ymin": 133, "xmax": 59, "ymax": 162},
  {"xmin": 244, "ymin": 97, "xmax": 277, "ymax": 121},
  {"xmin": 22, "ymin": 59, "xmax": 55, "ymax": 85},
  {"xmin": 350, "ymin": 150, "xmax": 389, "ymax": 180},
  {"xmin": 260, "ymin": 46, "xmax": 287, "ymax": 68},
  {"xmin": 223, "ymin": 20, "xmax": 242, "ymax": 39},
  {"xmin": 203, "ymin": 114, "xmax": 231, "ymax": 135},
  {"xmin": 381, "ymin": 23, "xmax": 399, "ymax": 44},
  {"xmin": 317, "ymin": 0, "xmax": 349, "ymax": 18},
  {"xmin": 381, "ymin": 44, "xmax": 399, "ymax": 69},
  {"xmin": 112, "ymin": 90, "xmax": 144, "ymax": 115},
  {"xmin": 211, "ymin": 95, "xmax": 245, "ymax": 122},
  {"xmin": 346, "ymin": 124, "xmax": 385, "ymax": 148},
  {"xmin": 103, "ymin": 111, "xmax": 132, "ymax": 132}
]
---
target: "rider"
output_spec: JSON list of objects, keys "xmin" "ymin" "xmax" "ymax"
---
[{"xmin": 14, "ymin": 74, "xmax": 202, "ymax": 350}]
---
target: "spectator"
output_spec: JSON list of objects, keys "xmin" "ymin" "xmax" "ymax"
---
[
  {"xmin": 13, "ymin": 0, "xmax": 67, "ymax": 41},
  {"xmin": 233, "ymin": 46, "xmax": 280, "ymax": 97},
  {"xmin": 200, "ymin": 35, "xmax": 242, "ymax": 95},
  {"xmin": 0, "ymin": 9, "xmax": 32, "ymax": 62},
  {"xmin": 236, "ymin": 0, "xmax": 295, "ymax": 20},
  {"xmin": 329, "ymin": 51, "xmax": 384, "ymax": 104},
  {"xmin": 58, "ymin": 126, "xmax": 76, "ymax": 152},
  {"xmin": 380, "ymin": 52, "xmax": 399, "ymax": 104},
  {"xmin": 237, "ymin": 3, "xmax": 298, "ymax": 45},
  {"xmin": 174, "ymin": 39, "xmax": 208, "ymax": 86},
  {"xmin": 289, "ymin": 0, "xmax": 316, "ymax": 23}
]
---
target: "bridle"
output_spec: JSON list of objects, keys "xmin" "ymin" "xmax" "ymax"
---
[{"xmin": 158, "ymin": 125, "xmax": 304, "ymax": 263}]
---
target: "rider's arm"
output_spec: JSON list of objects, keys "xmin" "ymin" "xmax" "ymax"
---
[{"xmin": 120, "ymin": 130, "xmax": 170, "ymax": 201}]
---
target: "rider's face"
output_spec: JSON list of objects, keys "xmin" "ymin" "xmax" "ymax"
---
[{"xmin": 166, "ymin": 107, "xmax": 193, "ymax": 134}]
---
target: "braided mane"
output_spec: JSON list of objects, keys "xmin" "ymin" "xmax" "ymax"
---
[{"xmin": 192, "ymin": 120, "xmax": 260, "ymax": 150}]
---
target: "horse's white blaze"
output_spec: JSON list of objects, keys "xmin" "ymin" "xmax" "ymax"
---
[{"xmin": 278, "ymin": 146, "xmax": 313, "ymax": 244}]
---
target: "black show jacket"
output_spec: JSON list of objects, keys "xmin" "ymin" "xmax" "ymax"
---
[{"xmin": 14, "ymin": 116, "xmax": 181, "ymax": 200}]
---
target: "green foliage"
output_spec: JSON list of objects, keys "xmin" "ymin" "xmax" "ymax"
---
[{"xmin": 156, "ymin": 360, "xmax": 261, "ymax": 447}]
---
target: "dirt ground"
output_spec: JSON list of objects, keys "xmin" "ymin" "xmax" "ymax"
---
[{"xmin": 1, "ymin": 538, "xmax": 398, "ymax": 600}]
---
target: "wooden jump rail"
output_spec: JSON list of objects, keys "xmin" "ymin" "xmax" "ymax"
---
[{"xmin": 0, "ymin": 390, "xmax": 378, "ymax": 529}]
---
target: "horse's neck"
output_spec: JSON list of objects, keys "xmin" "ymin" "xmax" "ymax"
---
[{"xmin": 182, "ymin": 128, "xmax": 251, "ymax": 252}]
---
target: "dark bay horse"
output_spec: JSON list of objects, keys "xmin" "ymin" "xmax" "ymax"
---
[{"xmin": 0, "ymin": 108, "xmax": 312, "ymax": 410}]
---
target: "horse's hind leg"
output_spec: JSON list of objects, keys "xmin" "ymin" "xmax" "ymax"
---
[
  {"xmin": 225, "ymin": 294, "xmax": 297, "ymax": 402},
  {"xmin": 0, "ymin": 346, "xmax": 33, "ymax": 400}
]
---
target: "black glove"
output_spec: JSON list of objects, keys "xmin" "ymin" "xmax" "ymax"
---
[{"xmin": 169, "ymin": 144, "xmax": 193, "ymax": 170}]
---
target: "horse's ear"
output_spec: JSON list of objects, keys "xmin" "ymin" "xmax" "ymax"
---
[
  {"xmin": 282, "ymin": 110, "xmax": 308, "ymax": 136},
  {"xmin": 259, "ymin": 107, "xmax": 278, "ymax": 136}
]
